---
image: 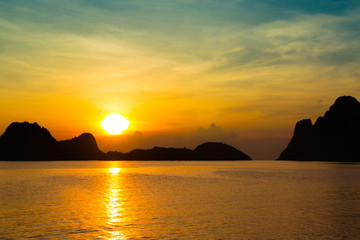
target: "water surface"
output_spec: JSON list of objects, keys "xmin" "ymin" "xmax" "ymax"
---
[{"xmin": 1, "ymin": 161, "xmax": 359, "ymax": 239}]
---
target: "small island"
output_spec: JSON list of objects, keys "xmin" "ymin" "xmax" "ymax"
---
[
  {"xmin": 0, "ymin": 122, "xmax": 252, "ymax": 161},
  {"xmin": 278, "ymin": 96, "xmax": 360, "ymax": 161},
  {"xmin": 107, "ymin": 142, "xmax": 251, "ymax": 160}
]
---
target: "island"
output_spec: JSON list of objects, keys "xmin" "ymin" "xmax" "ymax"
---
[
  {"xmin": 278, "ymin": 96, "xmax": 360, "ymax": 161},
  {"xmin": 107, "ymin": 142, "xmax": 251, "ymax": 160},
  {"xmin": 0, "ymin": 121, "xmax": 252, "ymax": 160}
]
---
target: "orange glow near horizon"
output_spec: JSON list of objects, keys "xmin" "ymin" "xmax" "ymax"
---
[{"xmin": 1, "ymin": 0, "xmax": 358, "ymax": 161}]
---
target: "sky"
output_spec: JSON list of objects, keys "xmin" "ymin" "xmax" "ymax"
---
[{"xmin": 1, "ymin": 0, "xmax": 360, "ymax": 159}]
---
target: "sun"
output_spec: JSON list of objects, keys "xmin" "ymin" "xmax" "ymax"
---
[
  {"xmin": 101, "ymin": 113, "xmax": 130, "ymax": 135},
  {"xmin": 109, "ymin": 168, "xmax": 121, "ymax": 174}
]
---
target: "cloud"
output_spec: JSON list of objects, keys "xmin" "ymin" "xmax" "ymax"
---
[
  {"xmin": 96, "ymin": 124, "xmax": 290, "ymax": 160},
  {"xmin": 189, "ymin": 123, "xmax": 238, "ymax": 146},
  {"xmin": 211, "ymin": 11, "xmax": 360, "ymax": 72},
  {"xmin": 98, "ymin": 123, "xmax": 239, "ymax": 152},
  {"xmin": 97, "ymin": 130, "xmax": 188, "ymax": 153},
  {"xmin": 2, "ymin": 0, "xmax": 359, "ymax": 79},
  {"xmin": 1, "ymin": 0, "xmax": 360, "ymax": 161}
]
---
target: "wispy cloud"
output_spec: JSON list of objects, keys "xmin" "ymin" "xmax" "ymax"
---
[{"xmin": 0, "ymin": 0, "xmax": 360, "ymax": 159}]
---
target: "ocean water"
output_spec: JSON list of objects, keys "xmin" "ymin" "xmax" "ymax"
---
[{"xmin": 0, "ymin": 160, "xmax": 360, "ymax": 239}]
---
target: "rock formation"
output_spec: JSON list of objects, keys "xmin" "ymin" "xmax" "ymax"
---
[
  {"xmin": 56, "ymin": 133, "xmax": 105, "ymax": 160},
  {"xmin": 278, "ymin": 96, "xmax": 360, "ymax": 161},
  {"xmin": 0, "ymin": 122, "xmax": 105, "ymax": 160}
]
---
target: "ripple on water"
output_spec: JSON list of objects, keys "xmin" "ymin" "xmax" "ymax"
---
[{"xmin": 0, "ymin": 161, "xmax": 360, "ymax": 239}]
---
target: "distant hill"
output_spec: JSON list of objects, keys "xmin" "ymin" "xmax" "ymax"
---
[
  {"xmin": 107, "ymin": 147, "xmax": 193, "ymax": 160},
  {"xmin": 0, "ymin": 122, "xmax": 105, "ymax": 160},
  {"xmin": 0, "ymin": 122, "xmax": 251, "ymax": 160},
  {"xmin": 193, "ymin": 142, "xmax": 251, "ymax": 160},
  {"xmin": 106, "ymin": 142, "xmax": 252, "ymax": 160},
  {"xmin": 278, "ymin": 96, "xmax": 360, "ymax": 161}
]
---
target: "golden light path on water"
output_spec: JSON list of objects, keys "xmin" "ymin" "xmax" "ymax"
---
[{"xmin": 107, "ymin": 167, "xmax": 126, "ymax": 240}]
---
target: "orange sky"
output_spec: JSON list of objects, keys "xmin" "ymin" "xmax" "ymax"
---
[{"xmin": 1, "ymin": 1, "xmax": 359, "ymax": 159}]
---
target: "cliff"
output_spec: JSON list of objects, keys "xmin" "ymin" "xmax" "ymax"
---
[{"xmin": 278, "ymin": 96, "xmax": 360, "ymax": 161}]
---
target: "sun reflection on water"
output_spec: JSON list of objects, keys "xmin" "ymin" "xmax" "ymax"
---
[{"xmin": 106, "ymin": 168, "xmax": 126, "ymax": 240}]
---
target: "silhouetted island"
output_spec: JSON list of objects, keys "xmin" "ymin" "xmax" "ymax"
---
[
  {"xmin": 106, "ymin": 147, "xmax": 193, "ymax": 160},
  {"xmin": 193, "ymin": 142, "xmax": 251, "ymax": 160},
  {"xmin": 278, "ymin": 96, "xmax": 360, "ymax": 161},
  {"xmin": 106, "ymin": 142, "xmax": 251, "ymax": 160},
  {"xmin": 0, "ymin": 122, "xmax": 252, "ymax": 160},
  {"xmin": 0, "ymin": 122, "xmax": 105, "ymax": 160}
]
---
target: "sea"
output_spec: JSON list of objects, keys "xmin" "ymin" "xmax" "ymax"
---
[{"xmin": 0, "ymin": 160, "xmax": 359, "ymax": 239}]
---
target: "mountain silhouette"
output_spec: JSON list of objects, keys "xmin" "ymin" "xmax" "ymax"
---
[
  {"xmin": 106, "ymin": 142, "xmax": 251, "ymax": 160},
  {"xmin": 0, "ymin": 122, "xmax": 251, "ymax": 160},
  {"xmin": 56, "ymin": 133, "xmax": 105, "ymax": 160},
  {"xmin": 278, "ymin": 96, "xmax": 360, "ymax": 161},
  {"xmin": 0, "ymin": 122, "xmax": 57, "ymax": 160},
  {"xmin": 0, "ymin": 122, "xmax": 105, "ymax": 160},
  {"xmin": 194, "ymin": 142, "xmax": 251, "ymax": 160}
]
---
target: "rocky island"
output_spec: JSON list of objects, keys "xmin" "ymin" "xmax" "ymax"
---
[
  {"xmin": 278, "ymin": 96, "xmax": 360, "ymax": 161},
  {"xmin": 0, "ymin": 122, "xmax": 105, "ymax": 160}
]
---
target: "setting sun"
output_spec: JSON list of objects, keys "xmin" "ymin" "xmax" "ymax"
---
[
  {"xmin": 108, "ymin": 168, "xmax": 121, "ymax": 174},
  {"xmin": 101, "ymin": 113, "xmax": 130, "ymax": 135}
]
